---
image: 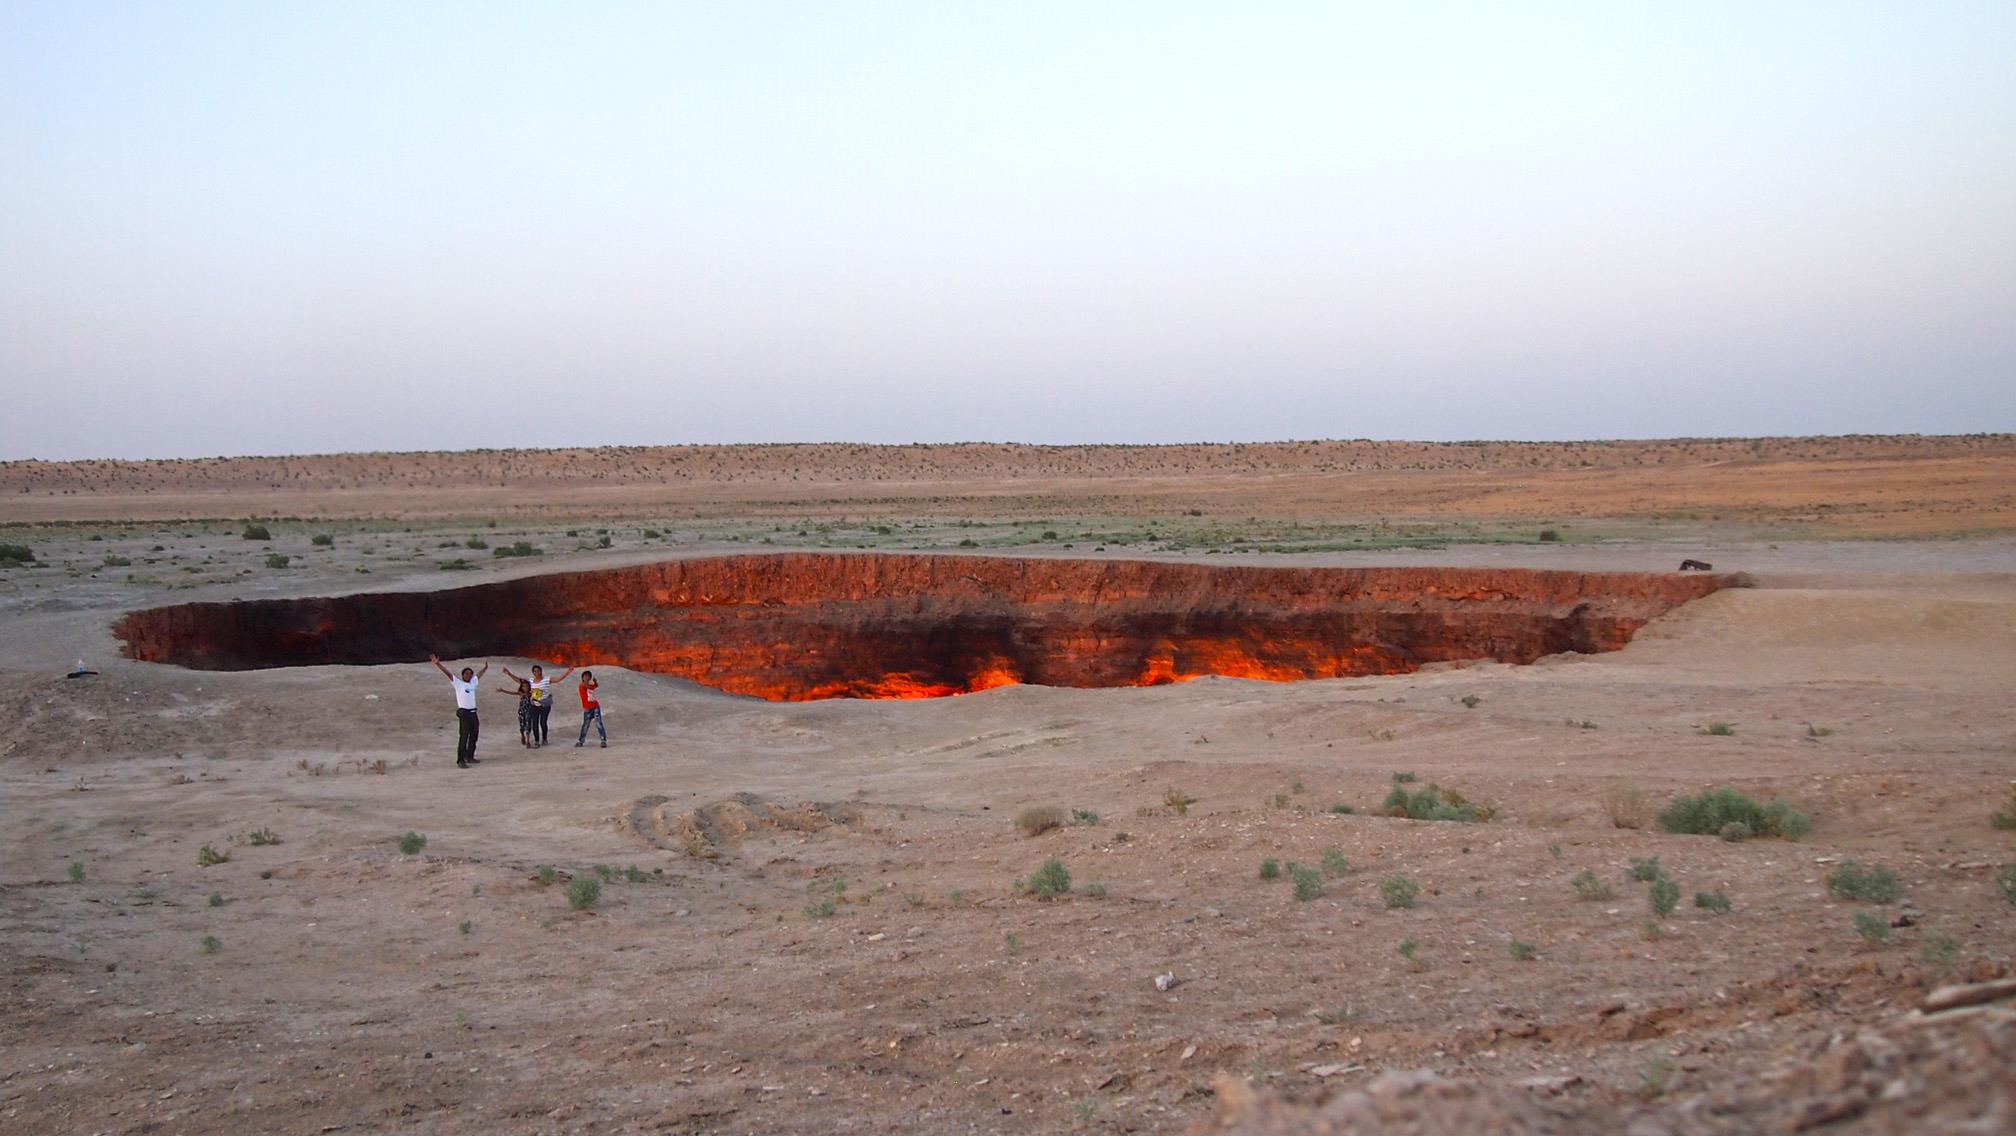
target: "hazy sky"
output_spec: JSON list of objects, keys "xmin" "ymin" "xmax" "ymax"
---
[{"xmin": 3, "ymin": 1, "xmax": 2013, "ymax": 460}]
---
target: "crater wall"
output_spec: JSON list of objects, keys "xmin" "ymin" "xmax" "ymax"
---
[{"xmin": 112, "ymin": 553, "xmax": 1731, "ymax": 700}]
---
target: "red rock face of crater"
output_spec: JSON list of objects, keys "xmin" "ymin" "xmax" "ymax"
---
[{"xmin": 112, "ymin": 554, "xmax": 1729, "ymax": 700}]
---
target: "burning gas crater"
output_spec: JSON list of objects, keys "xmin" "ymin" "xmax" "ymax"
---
[{"xmin": 114, "ymin": 553, "xmax": 1729, "ymax": 701}]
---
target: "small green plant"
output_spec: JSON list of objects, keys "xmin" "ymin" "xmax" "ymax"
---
[
  {"xmin": 1658, "ymin": 787, "xmax": 1810, "ymax": 839},
  {"xmin": 208, "ymin": 891, "xmax": 224, "ymax": 907},
  {"xmin": 1082, "ymin": 881, "xmax": 1107, "ymax": 898},
  {"xmin": 464, "ymin": 536, "xmax": 489, "ymax": 549},
  {"xmin": 1003, "ymin": 931, "xmax": 1020, "ymax": 955},
  {"xmin": 1641, "ymin": 918, "xmax": 1665, "ymax": 941},
  {"xmin": 196, "ymin": 844, "xmax": 229, "ymax": 867},
  {"xmin": 1991, "ymin": 788, "xmax": 2016, "ymax": 830},
  {"xmin": 1163, "ymin": 787, "xmax": 1196, "ymax": 815},
  {"xmin": 1321, "ymin": 848, "xmax": 1349, "ymax": 877},
  {"xmin": 1026, "ymin": 857, "xmax": 1072, "ymax": 899},
  {"xmin": 1508, "ymin": 938, "xmax": 1537, "ymax": 961},
  {"xmin": 492, "ymin": 540, "xmax": 542, "ymax": 558},
  {"xmin": 1381, "ymin": 781, "xmax": 1486, "ymax": 822},
  {"xmin": 102, "ymin": 554, "xmax": 132, "ymax": 567},
  {"xmin": 1626, "ymin": 856, "xmax": 1662, "ymax": 882},
  {"xmin": 1397, "ymin": 936, "xmax": 1420, "ymax": 966},
  {"xmin": 1290, "ymin": 780, "xmax": 1305, "ymax": 795},
  {"xmin": 1380, "ymin": 874, "xmax": 1419, "ymax": 909},
  {"xmin": 1827, "ymin": 860, "xmax": 1901, "ymax": 903},
  {"xmin": 311, "ymin": 533, "xmax": 334, "ymax": 545},
  {"xmin": 1328, "ymin": 803, "xmax": 1354, "ymax": 815},
  {"xmin": 67, "ymin": 860, "xmax": 85, "ymax": 883},
  {"xmin": 565, "ymin": 875, "xmax": 602, "ymax": 910},
  {"xmin": 803, "ymin": 896, "xmax": 837, "ymax": 918},
  {"xmin": 1538, "ymin": 528, "xmax": 1562, "ymax": 542},
  {"xmin": 1271, "ymin": 791, "xmax": 1291, "ymax": 809},
  {"xmin": 0, "ymin": 543, "xmax": 36, "ymax": 565},
  {"xmin": 536, "ymin": 864, "xmax": 558, "ymax": 885},
  {"xmin": 263, "ymin": 553, "xmax": 291, "ymax": 569},
  {"xmin": 593, "ymin": 863, "xmax": 617, "ymax": 882},
  {"xmin": 1460, "ymin": 694, "xmax": 1481, "ymax": 709},
  {"xmin": 1391, "ymin": 771, "xmax": 1418, "ymax": 784},
  {"xmin": 1547, "ymin": 842, "xmax": 1563, "ymax": 860},
  {"xmin": 1701, "ymin": 722, "xmax": 1736, "ymax": 736},
  {"xmin": 246, "ymin": 827, "xmax": 281, "ymax": 846},
  {"xmin": 1074, "ymin": 1096, "xmax": 1100, "ymax": 1124},
  {"xmin": 1070, "ymin": 808, "xmax": 1100, "ymax": 826},
  {"xmin": 1919, "ymin": 933, "xmax": 1961, "ymax": 970},
  {"xmin": 1288, "ymin": 862, "xmax": 1322, "ymax": 901},
  {"xmin": 1571, "ymin": 869, "xmax": 1613, "ymax": 901},
  {"xmin": 459, "ymin": 920, "xmax": 473, "ymax": 935},
  {"xmin": 1805, "ymin": 723, "xmax": 1833, "ymax": 738},
  {"xmin": 397, "ymin": 832, "xmax": 427, "ymax": 855},
  {"xmin": 1853, "ymin": 910, "xmax": 1891, "ymax": 944},
  {"xmin": 241, "ymin": 523, "xmax": 270, "ymax": 540},
  {"xmin": 1998, "ymin": 863, "xmax": 2016, "ymax": 905},
  {"xmin": 1636, "ymin": 1054, "xmax": 1672, "ymax": 1099},
  {"xmin": 1016, "ymin": 804, "xmax": 1065, "ymax": 836},
  {"xmin": 1648, "ymin": 875, "xmax": 1680, "ymax": 918},
  {"xmin": 438, "ymin": 557, "xmax": 473, "ymax": 570},
  {"xmin": 1718, "ymin": 821, "xmax": 1753, "ymax": 843},
  {"xmin": 200, "ymin": 935, "xmax": 222, "ymax": 954},
  {"xmin": 1258, "ymin": 857, "xmax": 1280, "ymax": 880},
  {"xmin": 622, "ymin": 865, "xmax": 647, "ymax": 883},
  {"xmin": 1694, "ymin": 890, "xmax": 1732, "ymax": 914},
  {"xmin": 1112, "ymin": 831, "xmax": 1129, "ymax": 843}
]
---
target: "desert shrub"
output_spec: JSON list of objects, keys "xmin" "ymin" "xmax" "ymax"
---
[
  {"xmin": 1920, "ymin": 933, "xmax": 1961, "ymax": 970},
  {"xmin": 1827, "ymin": 860, "xmax": 1901, "ymax": 903},
  {"xmin": 1991, "ymin": 788, "xmax": 2016, "ymax": 830},
  {"xmin": 196, "ymin": 844, "xmax": 229, "ymax": 867},
  {"xmin": 1459, "ymin": 694, "xmax": 1481, "ymax": 708},
  {"xmin": 1083, "ymin": 882, "xmax": 1107, "ymax": 898},
  {"xmin": 1702, "ymin": 722, "xmax": 1736, "ymax": 736},
  {"xmin": 1605, "ymin": 785, "xmax": 1652, "ymax": 829},
  {"xmin": 1288, "ymin": 862, "xmax": 1322, "ymax": 901},
  {"xmin": 1852, "ymin": 910, "xmax": 1891, "ymax": 944},
  {"xmin": 566, "ymin": 875, "xmax": 602, "ymax": 910},
  {"xmin": 1397, "ymin": 936, "xmax": 1420, "ymax": 966},
  {"xmin": 1329, "ymin": 803, "xmax": 1355, "ymax": 815},
  {"xmin": 438, "ymin": 558, "xmax": 473, "ymax": 570},
  {"xmin": 201, "ymin": 935, "xmax": 222, "ymax": 954},
  {"xmin": 208, "ymin": 891, "xmax": 224, "ymax": 907},
  {"xmin": 1648, "ymin": 876, "xmax": 1680, "ymax": 918},
  {"xmin": 1258, "ymin": 858, "xmax": 1280, "ymax": 880},
  {"xmin": 803, "ymin": 896, "xmax": 836, "ymax": 918},
  {"xmin": 102, "ymin": 555, "xmax": 132, "ymax": 567},
  {"xmin": 1391, "ymin": 771, "xmax": 1418, "ymax": 784},
  {"xmin": 536, "ymin": 865, "xmax": 557, "ymax": 885},
  {"xmin": 67, "ymin": 860, "xmax": 85, "ymax": 883},
  {"xmin": 1719, "ymin": 821, "xmax": 1752, "ymax": 843},
  {"xmin": 1694, "ymin": 890, "xmax": 1732, "ymax": 914},
  {"xmin": 1571, "ymin": 869, "xmax": 1613, "ymax": 901},
  {"xmin": 397, "ymin": 831, "xmax": 427, "ymax": 855},
  {"xmin": 1382, "ymin": 782, "xmax": 1485, "ymax": 822},
  {"xmin": 464, "ymin": 537, "xmax": 489, "ymax": 549},
  {"xmin": 1016, "ymin": 805, "xmax": 1065, "ymax": 837},
  {"xmin": 1657, "ymin": 788, "xmax": 1810, "ymax": 839},
  {"xmin": 1380, "ymin": 874, "xmax": 1419, "ymax": 909},
  {"xmin": 1321, "ymin": 848, "xmax": 1349, "ymax": 877},
  {"xmin": 311, "ymin": 533, "xmax": 334, "ymax": 545},
  {"xmin": 492, "ymin": 541, "xmax": 541, "ymax": 558},
  {"xmin": 1509, "ymin": 938, "xmax": 1538, "ymax": 960},
  {"xmin": 1069, "ymin": 809, "xmax": 1099, "ymax": 826},
  {"xmin": 1538, "ymin": 529, "xmax": 1561, "ymax": 542},
  {"xmin": 246, "ymin": 827, "xmax": 281, "ymax": 845},
  {"xmin": 263, "ymin": 553, "xmax": 290, "ymax": 569},
  {"xmin": 241, "ymin": 523, "xmax": 270, "ymax": 540},
  {"xmin": 1025, "ymin": 857, "xmax": 1071, "ymax": 899},
  {"xmin": 642, "ymin": 529, "xmax": 662, "ymax": 539},
  {"xmin": 1163, "ymin": 787, "xmax": 1196, "ymax": 815},
  {"xmin": 1625, "ymin": 855, "xmax": 1663, "ymax": 883},
  {"xmin": 0, "ymin": 543, "xmax": 35, "ymax": 566},
  {"xmin": 1999, "ymin": 864, "xmax": 2016, "ymax": 905}
]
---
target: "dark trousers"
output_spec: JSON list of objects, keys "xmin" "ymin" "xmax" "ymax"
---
[
  {"xmin": 533, "ymin": 702, "xmax": 552, "ymax": 745},
  {"xmin": 457, "ymin": 708, "xmax": 479, "ymax": 763}
]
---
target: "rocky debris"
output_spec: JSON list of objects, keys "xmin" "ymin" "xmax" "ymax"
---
[{"xmin": 623, "ymin": 792, "xmax": 860, "ymax": 859}]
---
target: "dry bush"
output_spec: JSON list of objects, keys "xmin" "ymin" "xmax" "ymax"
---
[
  {"xmin": 1016, "ymin": 804, "xmax": 1066, "ymax": 837},
  {"xmin": 1606, "ymin": 785, "xmax": 1652, "ymax": 830}
]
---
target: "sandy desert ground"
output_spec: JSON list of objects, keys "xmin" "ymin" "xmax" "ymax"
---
[{"xmin": 2, "ymin": 438, "xmax": 2014, "ymax": 1134}]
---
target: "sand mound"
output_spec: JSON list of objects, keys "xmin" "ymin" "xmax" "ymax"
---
[{"xmin": 622, "ymin": 792, "xmax": 862, "ymax": 859}]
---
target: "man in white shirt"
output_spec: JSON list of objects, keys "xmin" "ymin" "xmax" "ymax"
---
[{"xmin": 431, "ymin": 655, "xmax": 490, "ymax": 768}]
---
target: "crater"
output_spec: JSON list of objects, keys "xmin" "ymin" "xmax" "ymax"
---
[{"xmin": 113, "ymin": 553, "xmax": 1731, "ymax": 700}]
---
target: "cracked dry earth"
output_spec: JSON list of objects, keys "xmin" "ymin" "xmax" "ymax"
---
[{"xmin": 3, "ymin": 544, "xmax": 2015, "ymax": 1134}]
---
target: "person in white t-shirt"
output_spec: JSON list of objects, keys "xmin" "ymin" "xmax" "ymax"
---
[
  {"xmin": 430, "ymin": 655, "xmax": 490, "ymax": 768},
  {"xmin": 503, "ymin": 662, "xmax": 574, "ymax": 749}
]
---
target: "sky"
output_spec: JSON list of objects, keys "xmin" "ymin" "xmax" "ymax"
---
[{"xmin": 2, "ymin": 1, "xmax": 2013, "ymax": 460}]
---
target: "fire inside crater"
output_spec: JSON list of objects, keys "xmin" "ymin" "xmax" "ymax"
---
[{"xmin": 112, "ymin": 553, "xmax": 1730, "ymax": 701}]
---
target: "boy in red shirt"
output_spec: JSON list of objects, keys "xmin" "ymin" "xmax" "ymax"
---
[{"xmin": 575, "ymin": 670, "xmax": 607, "ymax": 748}]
